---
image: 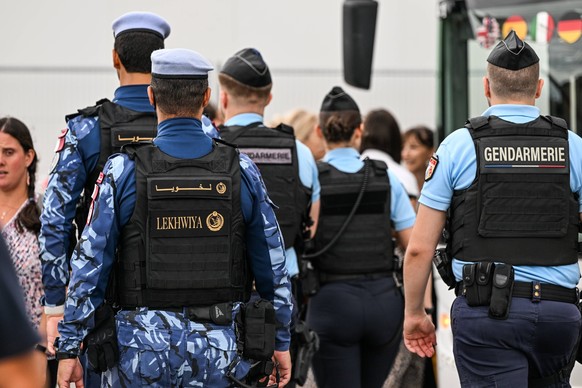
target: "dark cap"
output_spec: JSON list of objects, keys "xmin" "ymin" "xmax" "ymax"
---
[
  {"xmin": 320, "ymin": 86, "xmax": 360, "ymax": 112},
  {"xmin": 487, "ymin": 30, "xmax": 539, "ymax": 70},
  {"xmin": 151, "ymin": 48, "xmax": 213, "ymax": 79},
  {"xmin": 112, "ymin": 11, "xmax": 171, "ymax": 39},
  {"xmin": 220, "ymin": 48, "xmax": 272, "ymax": 87}
]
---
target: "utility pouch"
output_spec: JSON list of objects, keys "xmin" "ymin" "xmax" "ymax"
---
[
  {"xmin": 82, "ymin": 303, "xmax": 119, "ymax": 372},
  {"xmin": 488, "ymin": 264, "xmax": 514, "ymax": 320},
  {"xmin": 463, "ymin": 262, "xmax": 494, "ymax": 306},
  {"xmin": 239, "ymin": 299, "xmax": 276, "ymax": 361}
]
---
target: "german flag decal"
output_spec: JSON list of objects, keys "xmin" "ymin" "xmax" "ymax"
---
[
  {"xmin": 558, "ymin": 11, "xmax": 582, "ymax": 44},
  {"xmin": 502, "ymin": 15, "xmax": 527, "ymax": 40}
]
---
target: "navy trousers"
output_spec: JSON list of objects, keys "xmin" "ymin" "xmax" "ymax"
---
[
  {"xmin": 451, "ymin": 296, "xmax": 581, "ymax": 387},
  {"xmin": 307, "ymin": 277, "xmax": 403, "ymax": 388}
]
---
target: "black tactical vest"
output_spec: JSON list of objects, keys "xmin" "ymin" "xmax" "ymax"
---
[
  {"xmin": 69, "ymin": 99, "xmax": 157, "ymax": 237},
  {"xmin": 312, "ymin": 159, "xmax": 394, "ymax": 274},
  {"xmin": 220, "ymin": 123, "xmax": 311, "ymax": 251},
  {"xmin": 449, "ymin": 115, "xmax": 579, "ymax": 266},
  {"xmin": 116, "ymin": 141, "xmax": 249, "ymax": 309}
]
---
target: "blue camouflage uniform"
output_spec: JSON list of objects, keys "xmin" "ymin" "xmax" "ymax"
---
[
  {"xmin": 58, "ymin": 117, "xmax": 293, "ymax": 387},
  {"xmin": 421, "ymin": 104, "xmax": 582, "ymax": 385},
  {"xmin": 224, "ymin": 113, "xmax": 321, "ymax": 278},
  {"xmin": 39, "ymin": 85, "xmax": 154, "ymax": 310}
]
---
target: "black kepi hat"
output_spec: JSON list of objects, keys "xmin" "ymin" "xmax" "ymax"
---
[
  {"xmin": 221, "ymin": 48, "xmax": 272, "ymax": 87},
  {"xmin": 320, "ymin": 86, "xmax": 360, "ymax": 112}
]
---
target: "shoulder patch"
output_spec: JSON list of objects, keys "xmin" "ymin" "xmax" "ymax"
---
[{"xmin": 425, "ymin": 154, "xmax": 439, "ymax": 182}]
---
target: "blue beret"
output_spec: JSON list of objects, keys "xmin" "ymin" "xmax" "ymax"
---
[
  {"xmin": 221, "ymin": 48, "xmax": 272, "ymax": 87},
  {"xmin": 112, "ymin": 11, "xmax": 171, "ymax": 39},
  {"xmin": 487, "ymin": 30, "xmax": 539, "ymax": 70},
  {"xmin": 320, "ymin": 86, "xmax": 360, "ymax": 113},
  {"xmin": 151, "ymin": 48, "xmax": 214, "ymax": 79}
]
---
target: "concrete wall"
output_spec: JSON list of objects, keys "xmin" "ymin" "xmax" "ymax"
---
[{"xmin": 0, "ymin": 0, "xmax": 438, "ymax": 182}]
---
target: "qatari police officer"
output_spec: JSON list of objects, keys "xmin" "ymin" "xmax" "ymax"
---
[
  {"xmin": 403, "ymin": 31, "xmax": 582, "ymax": 386},
  {"xmin": 55, "ymin": 48, "xmax": 293, "ymax": 388}
]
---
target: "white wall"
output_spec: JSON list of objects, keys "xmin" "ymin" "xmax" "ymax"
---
[{"xmin": 0, "ymin": 0, "xmax": 438, "ymax": 183}]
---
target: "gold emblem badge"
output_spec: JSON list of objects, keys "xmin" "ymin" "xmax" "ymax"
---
[
  {"xmin": 216, "ymin": 182, "xmax": 227, "ymax": 195},
  {"xmin": 206, "ymin": 211, "xmax": 224, "ymax": 232}
]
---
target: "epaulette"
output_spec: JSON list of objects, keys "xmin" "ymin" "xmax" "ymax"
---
[{"xmin": 64, "ymin": 98, "xmax": 110, "ymax": 123}]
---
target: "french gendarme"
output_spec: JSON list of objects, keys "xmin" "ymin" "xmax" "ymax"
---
[
  {"xmin": 483, "ymin": 146, "xmax": 566, "ymax": 163},
  {"xmin": 239, "ymin": 147, "xmax": 292, "ymax": 164}
]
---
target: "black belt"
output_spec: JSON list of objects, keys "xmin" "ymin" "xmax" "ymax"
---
[
  {"xmin": 319, "ymin": 271, "xmax": 393, "ymax": 284},
  {"xmin": 124, "ymin": 302, "xmax": 234, "ymax": 325},
  {"xmin": 455, "ymin": 281, "xmax": 579, "ymax": 304}
]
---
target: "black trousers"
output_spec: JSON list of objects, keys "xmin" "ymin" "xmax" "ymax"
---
[{"xmin": 307, "ymin": 277, "xmax": 403, "ymax": 388}]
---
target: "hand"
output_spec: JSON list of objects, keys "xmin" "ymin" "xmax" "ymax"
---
[
  {"xmin": 271, "ymin": 350, "xmax": 291, "ymax": 387},
  {"xmin": 46, "ymin": 314, "xmax": 63, "ymax": 356},
  {"xmin": 403, "ymin": 311, "xmax": 437, "ymax": 358},
  {"xmin": 57, "ymin": 357, "xmax": 84, "ymax": 388}
]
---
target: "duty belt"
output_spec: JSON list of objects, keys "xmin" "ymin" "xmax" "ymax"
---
[
  {"xmin": 319, "ymin": 271, "xmax": 392, "ymax": 284},
  {"xmin": 456, "ymin": 281, "xmax": 579, "ymax": 304},
  {"xmin": 125, "ymin": 302, "xmax": 234, "ymax": 325}
]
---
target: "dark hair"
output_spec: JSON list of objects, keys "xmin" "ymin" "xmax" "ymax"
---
[
  {"xmin": 361, "ymin": 109, "xmax": 402, "ymax": 163},
  {"xmin": 150, "ymin": 78, "xmax": 208, "ymax": 117},
  {"xmin": 218, "ymin": 73, "xmax": 271, "ymax": 104},
  {"xmin": 0, "ymin": 117, "xmax": 40, "ymax": 234},
  {"xmin": 403, "ymin": 125, "xmax": 434, "ymax": 149},
  {"xmin": 487, "ymin": 62, "xmax": 539, "ymax": 101},
  {"xmin": 320, "ymin": 112, "xmax": 361, "ymax": 144},
  {"xmin": 114, "ymin": 31, "xmax": 165, "ymax": 73}
]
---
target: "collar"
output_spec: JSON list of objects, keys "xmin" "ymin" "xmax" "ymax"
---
[
  {"xmin": 225, "ymin": 113, "xmax": 263, "ymax": 127},
  {"xmin": 322, "ymin": 147, "xmax": 361, "ymax": 163},
  {"xmin": 113, "ymin": 85, "xmax": 154, "ymax": 112},
  {"xmin": 481, "ymin": 104, "xmax": 540, "ymax": 123},
  {"xmin": 154, "ymin": 117, "xmax": 212, "ymax": 159}
]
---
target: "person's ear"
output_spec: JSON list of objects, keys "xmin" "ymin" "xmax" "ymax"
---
[
  {"xmin": 220, "ymin": 90, "xmax": 228, "ymax": 111},
  {"xmin": 147, "ymin": 86, "xmax": 156, "ymax": 108},
  {"xmin": 483, "ymin": 76, "xmax": 491, "ymax": 99},
  {"xmin": 112, "ymin": 49, "xmax": 121, "ymax": 70},
  {"xmin": 535, "ymin": 78, "xmax": 544, "ymax": 99},
  {"xmin": 202, "ymin": 87, "xmax": 212, "ymax": 108},
  {"xmin": 265, "ymin": 93, "xmax": 273, "ymax": 107}
]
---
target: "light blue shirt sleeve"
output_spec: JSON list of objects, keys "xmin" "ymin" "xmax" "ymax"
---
[
  {"xmin": 388, "ymin": 169, "xmax": 416, "ymax": 231},
  {"xmin": 296, "ymin": 140, "xmax": 320, "ymax": 202}
]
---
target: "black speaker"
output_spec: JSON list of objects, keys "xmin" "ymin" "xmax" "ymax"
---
[{"xmin": 343, "ymin": 0, "xmax": 378, "ymax": 89}]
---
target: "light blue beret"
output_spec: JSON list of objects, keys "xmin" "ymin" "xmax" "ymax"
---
[
  {"xmin": 151, "ymin": 48, "xmax": 214, "ymax": 79},
  {"xmin": 112, "ymin": 11, "xmax": 171, "ymax": 39}
]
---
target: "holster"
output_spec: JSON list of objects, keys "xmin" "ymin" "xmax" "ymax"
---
[
  {"xmin": 433, "ymin": 247, "xmax": 456, "ymax": 289},
  {"xmin": 82, "ymin": 303, "xmax": 119, "ymax": 372},
  {"xmin": 463, "ymin": 262, "xmax": 494, "ymax": 306},
  {"xmin": 299, "ymin": 260, "xmax": 320, "ymax": 297},
  {"xmin": 488, "ymin": 264, "xmax": 514, "ymax": 320},
  {"xmin": 291, "ymin": 321, "xmax": 320, "ymax": 385}
]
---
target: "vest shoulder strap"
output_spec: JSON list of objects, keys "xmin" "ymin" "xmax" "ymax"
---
[
  {"xmin": 543, "ymin": 115, "xmax": 569, "ymax": 131},
  {"xmin": 122, "ymin": 142, "xmax": 155, "ymax": 160},
  {"xmin": 65, "ymin": 98, "xmax": 110, "ymax": 123},
  {"xmin": 465, "ymin": 116, "xmax": 489, "ymax": 131}
]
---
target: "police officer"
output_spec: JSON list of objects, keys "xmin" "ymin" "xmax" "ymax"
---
[
  {"xmin": 306, "ymin": 86, "xmax": 415, "ymax": 388},
  {"xmin": 218, "ymin": 48, "xmax": 320, "ymax": 281},
  {"xmin": 39, "ymin": 12, "xmax": 171, "ymax": 362},
  {"xmin": 403, "ymin": 31, "xmax": 582, "ymax": 386},
  {"xmin": 55, "ymin": 48, "xmax": 293, "ymax": 388}
]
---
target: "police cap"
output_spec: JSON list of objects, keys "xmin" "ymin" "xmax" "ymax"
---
[
  {"xmin": 151, "ymin": 48, "xmax": 213, "ymax": 79},
  {"xmin": 112, "ymin": 11, "xmax": 171, "ymax": 39},
  {"xmin": 220, "ymin": 48, "xmax": 272, "ymax": 87},
  {"xmin": 487, "ymin": 30, "xmax": 539, "ymax": 70},
  {"xmin": 320, "ymin": 86, "xmax": 360, "ymax": 113}
]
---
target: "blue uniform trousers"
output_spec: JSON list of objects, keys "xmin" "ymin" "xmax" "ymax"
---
[
  {"xmin": 452, "ymin": 296, "xmax": 581, "ymax": 387},
  {"xmin": 307, "ymin": 277, "xmax": 403, "ymax": 388}
]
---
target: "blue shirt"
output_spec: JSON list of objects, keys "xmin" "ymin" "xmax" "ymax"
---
[
  {"xmin": 224, "ymin": 113, "xmax": 321, "ymax": 277},
  {"xmin": 322, "ymin": 147, "xmax": 416, "ymax": 232},
  {"xmin": 58, "ymin": 117, "xmax": 293, "ymax": 354},
  {"xmin": 420, "ymin": 105, "xmax": 582, "ymax": 288},
  {"xmin": 40, "ymin": 85, "xmax": 154, "ymax": 307}
]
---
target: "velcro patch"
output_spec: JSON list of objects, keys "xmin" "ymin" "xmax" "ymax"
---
[
  {"xmin": 238, "ymin": 147, "xmax": 293, "ymax": 165},
  {"xmin": 54, "ymin": 128, "xmax": 68, "ymax": 153},
  {"xmin": 425, "ymin": 154, "xmax": 439, "ymax": 181}
]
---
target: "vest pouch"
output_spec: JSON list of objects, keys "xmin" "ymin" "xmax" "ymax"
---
[
  {"xmin": 240, "ymin": 299, "xmax": 276, "ymax": 361},
  {"xmin": 463, "ymin": 262, "xmax": 494, "ymax": 306},
  {"xmin": 488, "ymin": 264, "xmax": 514, "ymax": 320}
]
